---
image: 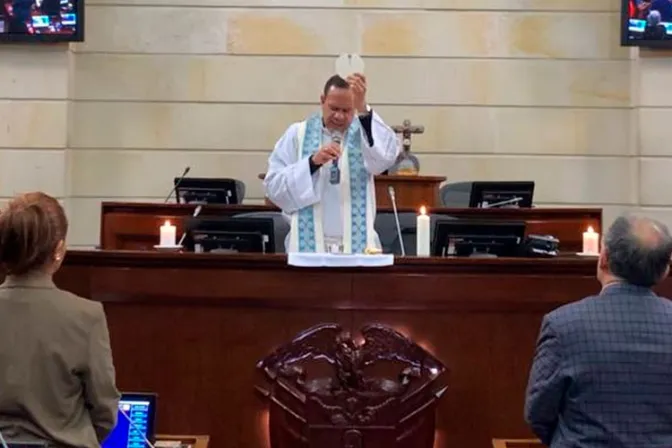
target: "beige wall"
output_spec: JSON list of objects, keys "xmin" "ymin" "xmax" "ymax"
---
[
  {"xmin": 0, "ymin": 0, "xmax": 661, "ymax": 247},
  {"xmin": 0, "ymin": 48, "xmax": 70, "ymax": 212}
]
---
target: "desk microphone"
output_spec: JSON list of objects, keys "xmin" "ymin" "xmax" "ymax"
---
[
  {"xmin": 387, "ymin": 186, "xmax": 406, "ymax": 256},
  {"xmin": 164, "ymin": 166, "xmax": 191, "ymax": 203},
  {"xmin": 119, "ymin": 407, "xmax": 157, "ymax": 448},
  {"xmin": 177, "ymin": 204, "xmax": 202, "ymax": 247}
]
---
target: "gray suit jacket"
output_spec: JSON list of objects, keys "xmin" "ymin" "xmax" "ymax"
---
[
  {"xmin": 0, "ymin": 275, "xmax": 120, "ymax": 448},
  {"xmin": 525, "ymin": 283, "xmax": 672, "ymax": 447}
]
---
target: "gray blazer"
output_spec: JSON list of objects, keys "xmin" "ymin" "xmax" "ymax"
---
[
  {"xmin": 525, "ymin": 283, "xmax": 672, "ymax": 447},
  {"xmin": 0, "ymin": 275, "xmax": 120, "ymax": 448}
]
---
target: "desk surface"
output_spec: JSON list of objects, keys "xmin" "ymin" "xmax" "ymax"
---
[
  {"xmin": 61, "ymin": 250, "xmax": 599, "ymax": 310},
  {"xmin": 99, "ymin": 202, "xmax": 602, "ymax": 253},
  {"xmin": 55, "ymin": 251, "xmax": 656, "ymax": 448}
]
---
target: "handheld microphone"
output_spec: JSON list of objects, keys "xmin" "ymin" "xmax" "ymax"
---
[
  {"xmin": 387, "ymin": 186, "xmax": 406, "ymax": 256},
  {"xmin": 332, "ymin": 135, "xmax": 341, "ymax": 152},
  {"xmin": 119, "ymin": 407, "xmax": 157, "ymax": 448},
  {"xmin": 330, "ymin": 135, "xmax": 342, "ymax": 185},
  {"xmin": 164, "ymin": 166, "xmax": 191, "ymax": 203},
  {"xmin": 177, "ymin": 205, "xmax": 202, "ymax": 247}
]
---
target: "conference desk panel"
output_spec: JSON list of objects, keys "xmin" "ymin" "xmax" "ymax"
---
[
  {"xmin": 100, "ymin": 202, "xmax": 602, "ymax": 253},
  {"xmin": 45, "ymin": 251, "xmax": 657, "ymax": 448}
]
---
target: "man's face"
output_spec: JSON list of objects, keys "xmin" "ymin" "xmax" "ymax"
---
[{"xmin": 320, "ymin": 87, "xmax": 355, "ymax": 132}]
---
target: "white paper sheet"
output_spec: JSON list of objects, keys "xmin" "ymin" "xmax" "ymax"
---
[{"xmin": 287, "ymin": 252, "xmax": 393, "ymax": 268}]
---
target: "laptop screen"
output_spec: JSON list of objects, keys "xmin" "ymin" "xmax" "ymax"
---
[{"xmin": 102, "ymin": 393, "xmax": 157, "ymax": 448}]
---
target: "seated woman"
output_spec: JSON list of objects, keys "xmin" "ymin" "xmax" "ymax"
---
[{"xmin": 0, "ymin": 192, "xmax": 119, "ymax": 448}]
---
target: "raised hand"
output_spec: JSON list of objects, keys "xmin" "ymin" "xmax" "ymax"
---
[{"xmin": 347, "ymin": 73, "xmax": 367, "ymax": 114}]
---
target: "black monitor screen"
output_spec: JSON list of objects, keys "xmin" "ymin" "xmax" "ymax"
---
[
  {"xmin": 0, "ymin": 0, "xmax": 82, "ymax": 42},
  {"xmin": 469, "ymin": 181, "xmax": 534, "ymax": 208},
  {"xmin": 432, "ymin": 220, "xmax": 526, "ymax": 258},
  {"xmin": 185, "ymin": 217, "xmax": 275, "ymax": 254},
  {"xmin": 174, "ymin": 177, "xmax": 239, "ymax": 205},
  {"xmin": 621, "ymin": 0, "xmax": 672, "ymax": 47}
]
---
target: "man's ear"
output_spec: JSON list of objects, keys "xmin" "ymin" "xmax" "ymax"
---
[
  {"xmin": 320, "ymin": 94, "xmax": 325, "ymax": 105},
  {"xmin": 598, "ymin": 247, "xmax": 609, "ymax": 271}
]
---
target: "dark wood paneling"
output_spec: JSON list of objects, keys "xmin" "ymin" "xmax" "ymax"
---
[
  {"xmin": 46, "ymin": 251, "xmax": 659, "ymax": 448},
  {"xmin": 100, "ymin": 202, "xmax": 602, "ymax": 253}
]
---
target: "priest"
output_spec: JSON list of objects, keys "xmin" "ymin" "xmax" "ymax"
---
[{"xmin": 263, "ymin": 74, "xmax": 400, "ymax": 254}]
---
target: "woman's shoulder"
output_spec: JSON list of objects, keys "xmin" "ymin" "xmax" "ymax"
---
[{"xmin": 50, "ymin": 288, "xmax": 105, "ymax": 323}]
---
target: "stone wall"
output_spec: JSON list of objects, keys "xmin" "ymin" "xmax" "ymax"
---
[{"xmin": 1, "ymin": 1, "xmax": 661, "ymax": 247}]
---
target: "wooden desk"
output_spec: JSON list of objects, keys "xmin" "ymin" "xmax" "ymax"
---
[
  {"xmin": 257, "ymin": 173, "xmax": 446, "ymax": 209},
  {"xmin": 50, "ymin": 251, "xmax": 659, "ymax": 448},
  {"xmin": 100, "ymin": 202, "xmax": 602, "ymax": 253}
]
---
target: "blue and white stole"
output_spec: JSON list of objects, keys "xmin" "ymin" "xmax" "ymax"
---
[{"xmin": 288, "ymin": 113, "xmax": 376, "ymax": 254}]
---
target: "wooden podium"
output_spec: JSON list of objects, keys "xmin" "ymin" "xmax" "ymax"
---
[
  {"xmin": 374, "ymin": 174, "xmax": 445, "ymax": 208},
  {"xmin": 258, "ymin": 173, "xmax": 445, "ymax": 208}
]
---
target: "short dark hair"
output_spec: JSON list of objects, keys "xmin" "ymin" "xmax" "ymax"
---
[
  {"xmin": 605, "ymin": 215, "xmax": 672, "ymax": 287},
  {"xmin": 0, "ymin": 192, "xmax": 68, "ymax": 276},
  {"xmin": 323, "ymin": 75, "xmax": 349, "ymax": 96}
]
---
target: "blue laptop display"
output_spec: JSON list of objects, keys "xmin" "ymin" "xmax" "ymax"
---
[{"xmin": 102, "ymin": 393, "xmax": 157, "ymax": 448}]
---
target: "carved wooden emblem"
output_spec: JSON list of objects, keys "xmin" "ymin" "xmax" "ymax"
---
[{"xmin": 256, "ymin": 323, "xmax": 447, "ymax": 448}]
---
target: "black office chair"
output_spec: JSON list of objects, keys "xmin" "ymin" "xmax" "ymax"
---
[
  {"xmin": 439, "ymin": 181, "xmax": 472, "ymax": 207},
  {"xmin": 374, "ymin": 212, "xmax": 416, "ymax": 255},
  {"xmin": 234, "ymin": 180, "xmax": 246, "ymax": 203},
  {"xmin": 375, "ymin": 213, "xmax": 458, "ymax": 256},
  {"xmin": 232, "ymin": 211, "xmax": 289, "ymax": 253}
]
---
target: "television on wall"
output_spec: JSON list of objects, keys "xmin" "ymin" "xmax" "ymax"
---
[{"xmin": 0, "ymin": 0, "xmax": 83, "ymax": 42}]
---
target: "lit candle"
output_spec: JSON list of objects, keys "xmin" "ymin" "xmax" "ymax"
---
[
  {"xmin": 159, "ymin": 220, "xmax": 176, "ymax": 247},
  {"xmin": 582, "ymin": 226, "xmax": 599, "ymax": 254},
  {"xmin": 416, "ymin": 206, "xmax": 430, "ymax": 257}
]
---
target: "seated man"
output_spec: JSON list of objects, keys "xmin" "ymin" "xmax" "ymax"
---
[{"xmin": 525, "ymin": 215, "xmax": 672, "ymax": 447}]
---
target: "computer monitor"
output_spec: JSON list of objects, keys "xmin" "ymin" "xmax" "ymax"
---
[
  {"xmin": 468, "ymin": 181, "xmax": 535, "ymax": 208},
  {"xmin": 432, "ymin": 220, "xmax": 526, "ymax": 257},
  {"xmin": 102, "ymin": 393, "xmax": 157, "ymax": 448},
  {"xmin": 184, "ymin": 217, "xmax": 275, "ymax": 254},
  {"xmin": 174, "ymin": 177, "xmax": 239, "ymax": 205}
]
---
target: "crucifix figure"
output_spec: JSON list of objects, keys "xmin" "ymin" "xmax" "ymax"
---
[
  {"xmin": 387, "ymin": 119, "xmax": 424, "ymax": 175},
  {"xmin": 392, "ymin": 119, "xmax": 425, "ymax": 153}
]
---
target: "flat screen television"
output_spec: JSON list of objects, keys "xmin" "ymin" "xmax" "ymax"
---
[
  {"xmin": 0, "ymin": 0, "xmax": 83, "ymax": 42},
  {"xmin": 622, "ymin": 0, "xmax": 672, "ymax": 47}
]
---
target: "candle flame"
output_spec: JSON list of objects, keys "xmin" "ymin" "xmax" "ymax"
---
[
  {"xmin": 164, "ymin": 220, "xmax": 171, "ymax": 226},
  {"xmin": 587, "ymin": 226, "xmax": 594, "ymax": 233},
  {"xmin": 420, "ymin": 206, "xmax": 427, "ymax": 215}
]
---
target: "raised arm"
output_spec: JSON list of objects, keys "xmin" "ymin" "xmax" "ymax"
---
[
  {"xmin": 359, "ymin": 110, "xmax": 400, "ymax": 175},
  {"xmin": 347, "ymin": 74, "xmax": 400, "ymax": 175}
]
